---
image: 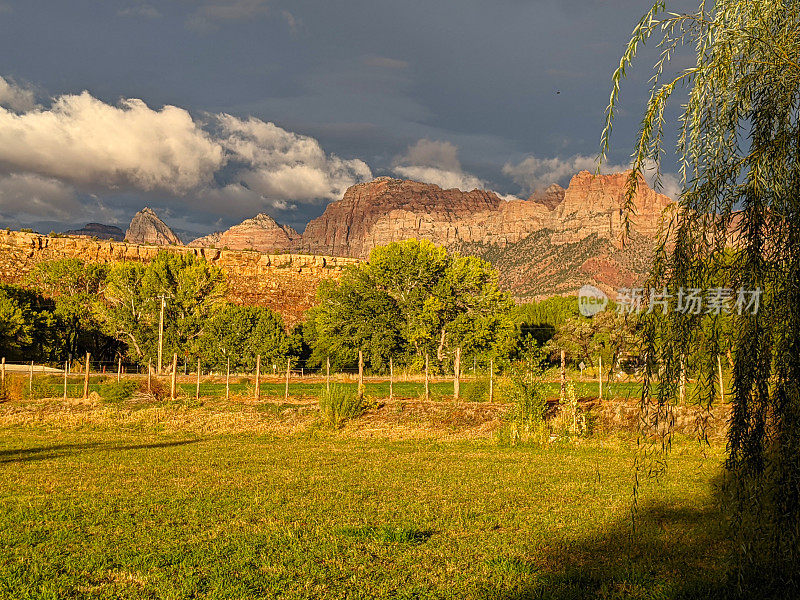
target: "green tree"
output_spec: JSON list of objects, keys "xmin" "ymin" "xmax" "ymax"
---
[
  {"xmin": 0, "ymin": 285, "xmax": 59, "ymax": 362},
  {"xmin": 26, "ymin": 259, "xmax": 118, "ymax": 362},
  {"xmin": 605, "ymin": 0, "xmax": 800, "ymax": 588},
  {"xmin": 99, "ymin": 252, "xmax": 226, "ymax": 365},
  {"xmin": 0, "ymin": 286, "xmax": 31, "ymax": 356},
  {"xmin": 194, "ymin": 304, "xmax": 291, "ymax": 371},
  {"xmin": 307, "ymin": 239, "xmax": 515, "ymax": 372}
]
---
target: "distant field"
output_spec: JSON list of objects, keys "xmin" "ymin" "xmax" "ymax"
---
[
  {"xmin": 29, "ymin": 374, "xmax": 645, "ymax": 403},
  {"xmin": 0, "ymin": 421, "xmax": 730, "ymax": 599}
]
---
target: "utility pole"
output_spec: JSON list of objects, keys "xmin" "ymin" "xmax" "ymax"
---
[{"xmin": 157, "ymin": 294, "xmax": 167, "ymax": 374}]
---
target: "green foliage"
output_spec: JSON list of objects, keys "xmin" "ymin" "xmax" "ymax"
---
[
  {"xmin": 26, "ymin": 377, "xmax": 59, "ymax": 400},
  {"xmin": 605, "ymin": 0, "xmax": 800, "ymax": 588},
  {"xmin": 496, "ymin": 365, "xmax": 549, "ymax": 446},
  {"xmin": 98, "ymin": 380, "xmax": 140, "ymax": 403},
  {"xmin": 195, "ymin": 304, "xmax": 291, "ymax": 371},
  {"xmin": 26, "ymin": 259, "xmax": 118, "ymax": 363},
  {"xmin": 0, "ymin": 285, "xmax": 60, "ymax": 363},
  {"xmin": 307, "ymin": 239, "xmax": 515, "ymax": 373},
  {"xmin": 99, "ymin": 251, "xmax": 227, "ymax": 365},
  {"xmin": 318, "ymin": 383, "xmax": 364, "ymax": 428}
]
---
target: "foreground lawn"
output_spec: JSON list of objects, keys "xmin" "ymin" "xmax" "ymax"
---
[{"xmin": 0, "ymin": 427, "xmax": 729, "ymax": 599}]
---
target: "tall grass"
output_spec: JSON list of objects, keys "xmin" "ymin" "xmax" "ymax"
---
[{"xmin": 318, "ymin": 384, "xmax": 364, "ymax": 428}]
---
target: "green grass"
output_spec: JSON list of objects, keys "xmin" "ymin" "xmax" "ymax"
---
[
  {"xmin": 0, "ymin": 426, "xmax": 732, "ymax": 599},
  {"xmin": 48, "ymin": 376, "xmax": 646, "ymax": 403}
]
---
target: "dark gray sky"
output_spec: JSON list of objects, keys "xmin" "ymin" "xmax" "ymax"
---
[{"xmin": 0, "ymin": 0, "xmax": 692, "ymax": 238}]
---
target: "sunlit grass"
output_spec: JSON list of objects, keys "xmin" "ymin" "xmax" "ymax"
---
[{"xmin": 0, "ymin": 425, "xmax": 730, "ymax": 599}]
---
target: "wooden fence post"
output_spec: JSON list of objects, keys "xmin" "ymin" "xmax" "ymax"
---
[
  {"xmin": 389, "ymin": 357, "xmax": 393, "ymax": 402},
  {"xmin": 717, "ymin": 354, "xmax": 724, "ymax": 403},
  {"xmin": 255, "ymin": 354, "xmax": 261, "ymax": 400},
  {"xmin": 454, "ymin": 347, "xmax": 461, "ymax": 401},
  {"xmin": 196, "ymin": 358, "xmax": 201, "ymax": 400},
  {"xmin": 285, "ymin": 357, "xmax": 291, "ymax": 400},
  {"xmin": 560, "ymin": 350, "xmax": 566, "ymax": 404},
  {"xmin": 425, "ymin": 353, "xmax": 429, "ymax": 401},
  {"xmin": 117, "ymin": 358, "xmax": 121, "ymax": 382},
  {"xmin": 1, "ymin": 357, "xmax": 4, "ymax": 392},
  {"xmin": 170, "ymin": 353, "xmax": 177, "ymax": 401},
  {"xmin": 29, "ymin": 360, "xmax": 33, "ymax": 394},
  {"xmin": 358, "ymin": 350, "xmax": 364, "ymax": 397},
  {"xmin": 147, "ymin": 358, "xmax": 152, "ymax": 393},
  {"xmin": 489, "ymin": 357, "xmax": 494, "ymax": 403},
  {"xmin": 83, "ymin": 352, "xmax": 90, "ymax": 399},
  {"xmin": 326, "ymin": 356, "xmax": 330, "ymax": 393},
  {"xmin": 63, "ymin": 361, "xmax": 68, "ymax": 400},
  {"xmin": 598, "ymin": 355, "xmax": 603, "ymax": 400},
  {"xmin": 226, "ymin": 357, "xmax": 230, "ymax": 401}
]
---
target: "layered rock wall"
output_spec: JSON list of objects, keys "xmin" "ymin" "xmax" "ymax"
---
[
  {"xmin": 0, "ymin": 230, "xmax": 357, "ymax": 326},
  {"xmin": 300, "ymin": 171, "xmax": 673, "ymax": 258}
]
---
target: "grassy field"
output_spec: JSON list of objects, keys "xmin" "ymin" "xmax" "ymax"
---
[
  {"xmin": 0, "ymin": 417, "xmax": 731, "ymax": 599},
  {"xmin": 31, "ymin": 374, "xmax": 645, "ymax": 404}
]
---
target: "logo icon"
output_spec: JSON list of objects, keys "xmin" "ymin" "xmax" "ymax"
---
[{"xmin": 578, "ymin": 284, "xmax": 608, "ymax": 317}]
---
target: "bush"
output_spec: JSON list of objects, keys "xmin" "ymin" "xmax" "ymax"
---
[
  {"xmin": 98, "ymin": 380, "xmax": 139, "ymax": 403},
  {"xmin": 551, "ymin": 382, "xmax": 587, "ymax": 439},
  {"xmin": 462, "ymin": 375, "xmax": 515, "ymax": 403},
  {"xmin": 496, "ymin": 373, "xmax": 548, "ymax": 446},
  {"xmin": 319, "ymin": 384, "xmax": 364, "ymax": 428},
  {"xmin": 27, "ymin": 377, "xmax": 59, "ymax": 399}
]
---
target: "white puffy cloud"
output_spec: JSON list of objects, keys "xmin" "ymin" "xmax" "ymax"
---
[
  {"xmin": 0, "ymin": 92, "xmax": 225, "ymax": 193},
  {"xmin": 0, "ymin": 173, "xmax": 80, "ymax": 220},
  {"xmin": 503, "ymin": 154, "xmax": 681, "ymax": 199},
  {"xmin": 217, "ymin": 114, "xmax": 372, "ymax": 204},
  {"xmin": 0, "ymin": 76, "xmax": 37, "ymax": 113},
  {"xmin": 392, "ymin": 139, "xmax": 485, "ymax": 191}
]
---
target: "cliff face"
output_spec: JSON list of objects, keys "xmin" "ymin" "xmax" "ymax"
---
[
  {"xmin": 125, "ymin": 207, "xmax": 182, "ymax": 245},
  {"xmin": 0, "ymin": 230, "xmax": 355, "ymax": 326},
  {"xmin": 300, "ymin": 171, "xmax": 673, "ymax": 259},
  {"xmin": 300, "ymin": 177, "xmax": 505, "ymax": 257},
  {"xmin": 189, "ymin": 213, "xmax": 300, "ymax": 252}
]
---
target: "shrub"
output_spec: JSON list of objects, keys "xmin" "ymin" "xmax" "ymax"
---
[
  {"xmin": 496, "ymin": 373, "xmax": 548, "ymax": 446},
  {"xmin": 27, "ymin": 377, "xmax": 59, "ymax": 399},
  {"xmin": 319, "ymin": 384, "xmax": 364, "ymax": 428},
  {"xmin": 551, "ymin": 382, "xmax": 587, "ymax": 439},
  {"xmin": 99, "ymin": 380, "xmax": 139, "ymax": 403}
]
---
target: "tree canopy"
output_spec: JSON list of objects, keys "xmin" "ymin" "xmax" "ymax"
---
[
  {"xmin": 605, "ymin": 0, "xmax": 800, "ymax": 589},
  {"xmin": 306, "ymin": 239, "xmax": 516, "ymax": 372}
]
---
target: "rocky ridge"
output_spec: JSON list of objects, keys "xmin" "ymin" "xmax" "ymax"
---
[
  {"xmin": 125, "ymin": 207, "xmax": 182, "ymax": 246},
  {"xmin": 62, "ymin": 223, "xmax": 124, "ymax": 241},
  {"xmin": 189, "ymin": 213, "xmax": 300, "ymax": 252}
]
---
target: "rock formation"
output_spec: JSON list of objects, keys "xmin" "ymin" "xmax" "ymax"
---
[
  {"xmin": 125, "ymin": 207, "xmax": 182, "ymax": 246},
  {"xmin": 0, "ymin": 230, "xmax": 355, "ymax": 326},
  {"xmin": 189, "ymin": 213, "xmax": 300, "ymax": 253},
  {"xmin": 299, "ymin": 171, "xmax": 673, "ymax": 259},
  {"xmin": 62, "ymin": 223, "xmax": 124, "ymax": 241}
]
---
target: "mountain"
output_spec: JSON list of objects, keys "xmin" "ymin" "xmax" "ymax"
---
[
  {"xmin": 189, "ymin": 213, "xmax": 300, "ymax": 252},
  {"xmin": 299, "ymin": 171, "xmax": 673, "ymax": 298},
  {"xmin": 62, "ymin": 223, "xmax": 124, "ymax": 241},
  {"xmin": 125, "ymin": 207, "xmax": 182, "ymax": 245}
]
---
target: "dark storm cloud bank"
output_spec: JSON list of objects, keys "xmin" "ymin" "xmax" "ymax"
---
[{"xmin": 0, "ymin": 0, "xmax": 693, "ymax": 235}]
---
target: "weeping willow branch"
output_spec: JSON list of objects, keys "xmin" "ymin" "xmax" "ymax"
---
[{"xmin": 604, "ymin": 0, "xmax": 800, "ymax": 591}]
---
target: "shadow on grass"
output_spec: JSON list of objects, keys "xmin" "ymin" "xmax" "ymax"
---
[
  {"xmin": 493, "ymin": 499, "xmax": 739, "ymax": 600},
  {"xmin": 0, "ymin": 438, "xmax": 201, "ymax": 464}
]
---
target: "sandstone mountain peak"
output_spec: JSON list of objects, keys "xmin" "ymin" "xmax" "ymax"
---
[
  {"xmin": 189, "ymin": 212, "xmax": 300, "ymax": 253},
  {"xmin": 125, "ymin": 207, "xmax": 182, "ymax": 246}
]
